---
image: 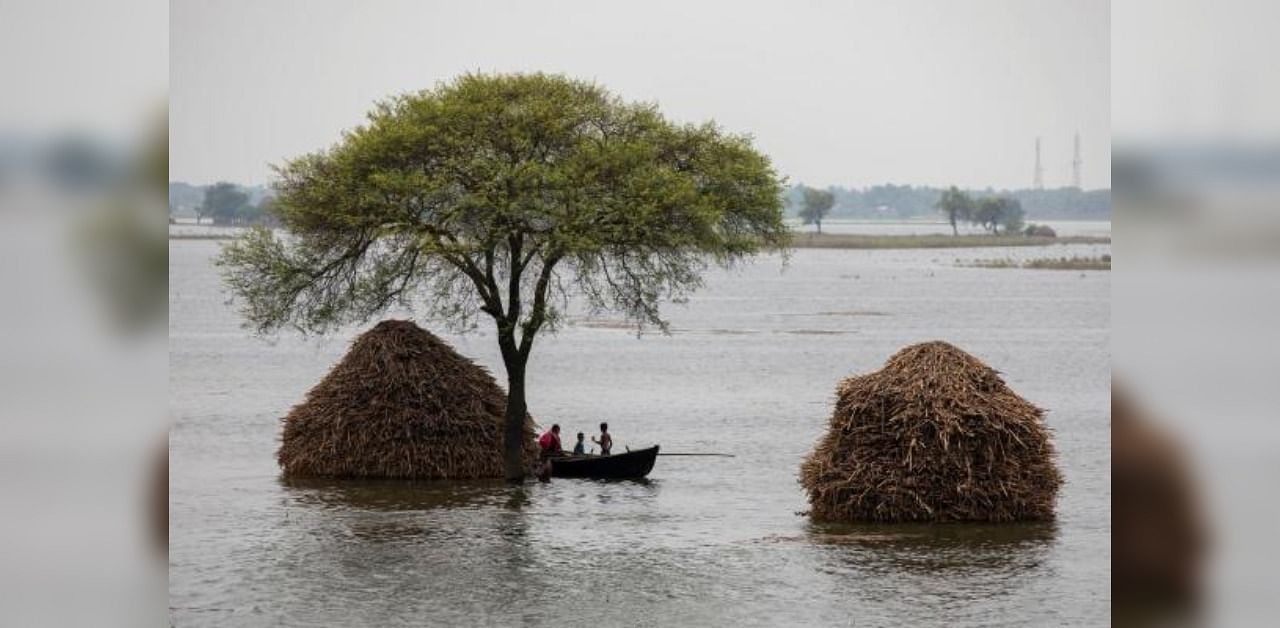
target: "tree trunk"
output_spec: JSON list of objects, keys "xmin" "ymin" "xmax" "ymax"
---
[
  {"xmin": 502, "ymin": 359, "xmax": 528, "ymax": 482},
  {"xmin": 816, "ymin": 219, "xmax": 822, "ymax": 235},
  {"xmin": 951, "ymin": 216, "xmax": 958, "ymax": 236}
]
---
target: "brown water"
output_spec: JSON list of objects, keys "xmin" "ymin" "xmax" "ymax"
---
[{"xmin": 169, "ymin": 236, "xmax": 1110, "ymax": 627}]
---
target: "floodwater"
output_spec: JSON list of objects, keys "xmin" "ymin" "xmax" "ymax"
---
[{"xmin": 169, "ymin": 233, "xmax": 1110, "ymax": 627}]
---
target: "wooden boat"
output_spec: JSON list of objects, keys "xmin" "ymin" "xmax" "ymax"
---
[{"xmin": 549, "ymin": 445, "xmax": 660, "ymax": 479}]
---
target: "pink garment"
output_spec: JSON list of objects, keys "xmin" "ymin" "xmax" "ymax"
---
[{"xmin": 538, "ymin": 431, "xmax": 561, "ymax": 452}]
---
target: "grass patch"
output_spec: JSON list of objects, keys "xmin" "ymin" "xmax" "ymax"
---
[
  {"xmin": 962, "ymin": 255, "xmax": 1111, "ymax": 270},
  {"xmin": 788, "ymin": 232, "xmax": 1110, "ymax": 249}
]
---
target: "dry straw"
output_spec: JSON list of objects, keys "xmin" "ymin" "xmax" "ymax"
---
[
  {"xmin": 278, "ymin": 320, "xmax": 538, "ymax": 479},
  {"xmin": 801, "ymin": 341, "xmax": 1062, "ymax": 522}
]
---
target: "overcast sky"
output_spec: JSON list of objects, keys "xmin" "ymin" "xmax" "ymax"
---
[
  {"xmin": 171, "ymin": 0, "xmax": 1109, "ymax": 190},
  {"xmin": 1, "ymin": 0, "xmax": 166, "ymax": 142}
]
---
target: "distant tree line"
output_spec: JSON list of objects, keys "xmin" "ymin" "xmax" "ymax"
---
[
  {"xmin": 784, "ymin": 183, "xmax": 1109, "ymax": 220},
  {"xmin": 169, "ymin": 181, "xmax": 277, "ymax": 226},
  {"xmin": 172, "ymin": 179, "xmax": 1108, "ymax": 227},
  {"xmin": 935, "ymin": 186, "xmax": 1025, "ymax": 235}
]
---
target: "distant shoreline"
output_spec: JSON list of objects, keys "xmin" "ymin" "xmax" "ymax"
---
[
  {"xmin": 787, "ymin": 232, "xmax": 1110, "ymax": 249},
  {"xmin": 171, "ymin": 230, "xmax": 1112, "ymax": 249}
]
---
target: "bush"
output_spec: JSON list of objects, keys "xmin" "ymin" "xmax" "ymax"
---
[{"xmin": 1024, "ymin": 223, "xmax": 1057, "ymax": 238}]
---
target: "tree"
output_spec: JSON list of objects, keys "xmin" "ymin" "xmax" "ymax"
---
[
  {"xmin": 799, "ymin": 186, "xmax": 834, "ymax": 233},
  {"xmin": 169, "ymin": 181, "xmax": 203, "ymax": 216},
  {"xmin": 233, "ymin": 197, "xmax": 279, "ymax": 226},
  {"xmin": 201, "ymin": 182, "xmax": 250, "ymax": 225},
  {"xmin": 935, "ymin": 186, "xmax": 974, "ymax": 236},
  {"xmin": 972, "ymin": 197, "xmax": 1003, "ymax": 233},
  {"xmin": 999, "ymin": 198, "xmax": 1025, "ymax": 234},
  {"xmin": 217, "ymin": 73, "xmax": 788, "ymax": 480},
  {"xmin": 971, "ymin": 195, "xmax": 1023, "ymax": 234}
]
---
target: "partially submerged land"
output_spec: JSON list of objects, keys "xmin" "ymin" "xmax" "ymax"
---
[
  {"xmin": 962, "ymin": 255, "xmax": 1111, "ymax": 271},
  {"xmin": 787, "ymin": 232, "xmax": 1110, "ymax": 249}
]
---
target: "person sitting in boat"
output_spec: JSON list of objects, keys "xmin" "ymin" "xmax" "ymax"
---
[
  {"xmin": 591, "ymin": 422, "xmax": 612, "ymax": 455},
  {"xmin": 573, "ymin": 432, "xmax": 586, "ymax": 455},
  {"xmin": 538, "ymin": 424, "xmax": 563, "ymax": 457}
]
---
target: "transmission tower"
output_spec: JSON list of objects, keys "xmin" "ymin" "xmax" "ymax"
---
[
  {"xmin": 1071, "ymin": 132, "xmax": 1082, "ymax": 189},
  {"xmin": 1033, "ymin": 137, "xmax": 1044, "ymax": 189}
]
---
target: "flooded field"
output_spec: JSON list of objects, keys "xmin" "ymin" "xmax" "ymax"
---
[{"xmin": 170, "ymin": 235, "xmax": 1110, "ymax": 627}]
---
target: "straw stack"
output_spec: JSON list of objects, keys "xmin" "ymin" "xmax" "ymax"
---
[
  {"xmin": 800, "ymin": 341, "xmax": 1062, "ymax": 522},
  {"xmin": 278, "ymin": 320, "xmax": 538, "ymax": 479}
]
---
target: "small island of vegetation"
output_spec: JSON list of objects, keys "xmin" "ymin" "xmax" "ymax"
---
[
  {"xmin": 961, "ymin": 254, "xmax": 1112, "ymax": 270},
  {"xmin": 790, "ymin": 233, "xmax": 1109, "ymax": 249}
]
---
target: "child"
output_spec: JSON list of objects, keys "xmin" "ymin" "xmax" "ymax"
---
[
  {"xmin": 572, "ymin": 432, "xmax": 586, "ymax": 455},
  {"xmin": 591, "ymin": 422, "xmax": 613, "ymax": 455}
]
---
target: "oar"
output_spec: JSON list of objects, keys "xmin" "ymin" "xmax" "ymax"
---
[{"xmin": 656, "ymin": 452, "xmax": 735, "ymax": 457}]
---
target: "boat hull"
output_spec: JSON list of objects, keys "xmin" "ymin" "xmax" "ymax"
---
[{"xmin": 549, "ymin": 445, "xmax": 659, "ymax": 479}]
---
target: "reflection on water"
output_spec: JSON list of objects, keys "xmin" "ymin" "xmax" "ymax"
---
[
  {"xmin": 170, "ymin": 241, "xmax": 1110, "ymax": 627},
  {"xmin": 806, "ymin": 520, "xmax": 1057, "ymax": 546},
  {"xmin": 803, "ymin": 521, "xmax": 1057, "ymax": 574},
  {"xmin": 792, "ymin": 523, "xmax": 1062, "ymax": 626},
  {"xmin": 281, "ymin": 476, "xmax": 516, "ymax": 512},
  {"xmin": 279, "ymin": 477, "xmax": 521, "ymax": 541}
]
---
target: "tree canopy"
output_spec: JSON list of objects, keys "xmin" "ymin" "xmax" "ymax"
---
[
  {"xmin": 217, "ymin": 72, "xmax": 788, "ymax": 479},
  {"xmin": 200, "ymin": 181, "xmax": 250, "ymax": 225},
  {"xmin": 798, "ymin": 186, "xmax": 835, "ymax": 233},
  {"xmin": 973, "ymin": 196, "xmax": 1025, "ymax": 234},
  {"xmin": 936, "ymin": 186, "xmax": 974, "ymax": 235}
]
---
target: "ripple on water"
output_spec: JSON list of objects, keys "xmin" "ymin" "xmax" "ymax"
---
[{"xmin": 170, "ymin": 241, "xmax": 1110, "ymax": 627}]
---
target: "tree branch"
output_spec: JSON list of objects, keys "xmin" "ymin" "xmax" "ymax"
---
[
  {"xmin": 506, "ymin": 232, "xmax": 523, "ymax": 323},
  {"xmin": 369, "ymin": 245, "xmax": 421, "ymax": 311},
  {"xmin": 519, "ymin": 253, "xmax": 562, "ymax": 359},
  {"xmin": 442, "ymin": 247, "xmax": 502, "ymax": 319}
]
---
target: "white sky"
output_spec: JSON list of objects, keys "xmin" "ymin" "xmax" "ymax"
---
[
  {"xmin": 1113, "ymin": 0, "xmax": 1280, "ymax": 145},
  {"xmin": 0, "ymin": 0, "xmax": 167, "ymax": 143},
  {"xmin": 171, "ymin": 0, "xmax": 1109, "ymax": 189}
]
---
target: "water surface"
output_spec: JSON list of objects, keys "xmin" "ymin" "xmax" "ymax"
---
[{"xmin": 170, "ymin": 238, "xmax": 1110, "ymax": 627}]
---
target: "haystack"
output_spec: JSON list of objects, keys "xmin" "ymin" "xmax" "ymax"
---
[
  {"xmin": 278, "ymin": 320, "xmax": 538, "ymax": 479},
  {"xmin": 1024, "ymin": 223, "xmax": 1058, "ymax": 238},
  {"xmin": 800, "ymin": 341, "xmax": 1062, "ymax": 522}
]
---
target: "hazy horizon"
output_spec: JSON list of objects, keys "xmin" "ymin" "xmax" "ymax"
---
[
  {"xmin": 167, "ymin": 178, "xmax": 1112, "ymax": 194},
  {"xmin": 171, "ymin": 0, "xmax": 1109, "ymax": 190}
]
